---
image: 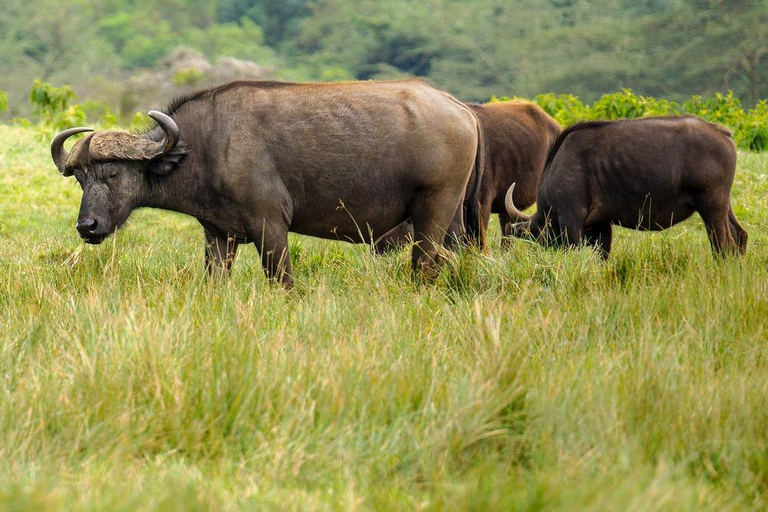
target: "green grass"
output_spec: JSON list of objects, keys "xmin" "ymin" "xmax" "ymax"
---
[{"xmin": 1, "ymin": 124, "xmax": 768, "ymax": 510}]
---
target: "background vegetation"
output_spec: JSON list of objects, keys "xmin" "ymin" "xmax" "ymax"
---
[{"xmin": 3, "ymin": 0, "xmax": 768, "ymax": 120}]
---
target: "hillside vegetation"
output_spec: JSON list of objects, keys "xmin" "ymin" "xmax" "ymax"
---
[
  {"xmin": 1, "ymin": 117, "xmax": 768, "ymax": 509},
  {"xmin": 3, "ymin": 0, "xmax": 768, "ymax": 118}
]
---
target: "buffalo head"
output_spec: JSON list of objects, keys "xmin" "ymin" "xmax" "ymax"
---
[{"xmin": 51, "ymin": 111, "xmax": 183, "ymax": 244}]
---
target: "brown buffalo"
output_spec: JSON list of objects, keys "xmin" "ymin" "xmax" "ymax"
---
[
  {"xmin": 505, "ymin": 116, "xmax": 747, "ymax": 257},
  {"xmin": 375, "ymin": 100, "xmax": 560, "ymax": 252},
  {"xmin": 51, "ymin": 80, "xmax": 484, "ymax": 288}
]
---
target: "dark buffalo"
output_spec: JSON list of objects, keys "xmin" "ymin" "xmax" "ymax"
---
[
  {"xmin": 51, "ymin": 80, "xmax": 484, "ymax": 288},
  {"xmin": 375, "ymin": 100, "xmax": 560, "ymax": 252},
  {"xmin": 505, "ymin": 116, "xmax": 747, "ymax": 257}
]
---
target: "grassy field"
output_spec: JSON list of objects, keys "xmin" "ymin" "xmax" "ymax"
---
[{"xmin": 1, "ymin": 123, "xmax": 768, "ymax": 511}]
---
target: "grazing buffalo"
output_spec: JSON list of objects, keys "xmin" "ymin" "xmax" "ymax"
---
[
  {"xmin": 375, "ymin": 100, "xmax": 560, "ymax": 252},
  {"xmin": 505, "ymin": 116, "xmax": 748, "ymax": 257},
  {"xmin": 51, "ymin": 80, "xmax": 484, "ymax": 288}
]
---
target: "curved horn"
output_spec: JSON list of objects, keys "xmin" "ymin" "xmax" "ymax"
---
[
  {"xmin": 504, "ymin": 183, "xmax": 531, "ymax": 222},
  {"xmin": 51, "ymin": 127, "xmax": 93, "ymax": 176},
  {"xmin": 148, "ymin": 110, "xmax": 180, "ymax": 155}
]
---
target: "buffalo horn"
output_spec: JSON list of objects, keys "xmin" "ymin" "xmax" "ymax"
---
[
  {"xmin": 148, "ymin": 110, "xmax": 180, "ymax": 156},
  {"xmin": 51, "ymin": 127, "xmax": 94, "ymax": 176},
  {"xmin": 504, "ymin": 183, "xmax": 531, "ymax": 222}
]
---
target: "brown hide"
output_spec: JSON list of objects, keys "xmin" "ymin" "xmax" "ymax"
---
[
  {"xmin": 53, "ymin": 79, "xmax": 482, "ymax": 287},
  {"xmin": 468, "ymin": 101, "xmax": 561, "ymax": 237},
  {"xmin": 375, "ymin": 100, "xmax": 560, "ymax": 252},
  {"xmin": 505, "ymin": 116, "xmax": 747, "ymax": 258}
]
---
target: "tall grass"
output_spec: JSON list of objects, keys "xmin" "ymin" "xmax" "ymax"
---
[{"xmin": 1, "ymin": 124, "xmax": 767, "ymax": 510}]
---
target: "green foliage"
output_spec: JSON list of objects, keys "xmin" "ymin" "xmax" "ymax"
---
[
  {"xmin": 29, "ymin": 80, "xmax": 77, "ymax": 118},
  {"xmin": 121, "ymin": 31, "xmax": 177, "ymax": 68},
  {"xmin": 0, "ymin": 91, "xmax": 7, "ymax": 117},
  {"xmin": 5, "ymin": 0, "xmax": 768, "ymax": 116},
  {"xmin": 183, "ymin": 18, "xmax": 275, "ymax": 62},
  {"xmin": 29, "ymin": 80, "xmax": 87, "ymax": 131},
  {"xmin": 682, "ymin": 91, "xmax": 745, "ymax": 127},
  {"xmin": 172, "ymin": 68, "xmax": 205, "ymax": 88},
  {"xmin": 530, "ymin": 93, "xmax": 591, "ymax": 126},
  {"xmin": 591, "ymin": 88, "xmax": 682, "ymax": 120},
  {"xmin": 503, "ymin": 88, "xmax": 768, "ymax": 151},
  {"xmin": 29, "ymin": 80, "xmax": 119, "ymax": 131},
  {"xmin": 216, "ymin": 0, "xmax": 312, "ymax": 45},
  {"xmin": 738, "ymin": 101, "xmax": 768, "ymax": 152}
]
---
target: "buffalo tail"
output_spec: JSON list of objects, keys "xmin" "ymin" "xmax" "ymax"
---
[{"xmin": 464, "ymin": 118, "xmax": 486, "ymax": 249}]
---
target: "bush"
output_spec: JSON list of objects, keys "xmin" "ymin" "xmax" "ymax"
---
[
  {"xmin": 172, "ymin": 68, "xmax": 205, "ymax": 87},
  {"xmin": 29, "ymin": 80, "xmax": 118, "ymax": 132},
  {"xmin": 591, "ymin": 89, "xmax": 681, "ymax": 120},
  {"xmin": 681, "ymin": 91, "xmax": 744, "ymax": 127},
  {"xmin": 0, "ymin": 91, "xmax": 7, "ymax": 117},
  {"xmin": 29, "ymin": 80, "xmax": 87, "ymax": 131},
  {"xmin": 495, "ymin": 89, "xmax": 767, "ymax": 152},
  {"xmin": 531, "ymin": 93, "xmax": 590, "ymax": 126},
  {"xmin": 737, "ymin": 101, "xmax": 768, "ymax": 152}
]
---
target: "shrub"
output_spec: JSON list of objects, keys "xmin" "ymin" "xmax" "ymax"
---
[
  {"xmin": 737, "ymin": 101, "xmax": 768, "ymax": 152},
  {"xmin": 497, "ymin": 88, "xmax": 766, "ymax": 152},
  {"xmin": 531, "ymin": 93, "xmax": 590, "ymax": 126},
  {"xmin": 29, "ymin": 80, "xmax": 87, "ymax": 131},
  {"xmin": 172, "ymin": 68, "xmax": 205, "ymax": 87},
  {"xmin": 591, "ymin": 89, "xmax": 681, "ymax": 120},
  {"xmin": 0, "ymin": 91, "xmax": 7, "ymax": 117},
  {"xmin": 681, "ymin": 91, "xmax": 744, "ymax": 127}
]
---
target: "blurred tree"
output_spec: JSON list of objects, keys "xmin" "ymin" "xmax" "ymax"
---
[
  {"xmin": 216, "ymin": 0, "xmax": 312, "ymax": 45},
  {"xmin": 2, "ymin": 0, "xmax": 768, "ymax": 113}
]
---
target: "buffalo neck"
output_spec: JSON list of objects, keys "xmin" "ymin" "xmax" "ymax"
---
[{"xmin": 141, "ymin": 160, "xmax": 212, "ymax": 222}]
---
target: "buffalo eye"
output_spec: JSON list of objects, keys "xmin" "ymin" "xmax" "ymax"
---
[{"xmin": 108, "ymin": 171, "xmax": 119, "ymax": 181}]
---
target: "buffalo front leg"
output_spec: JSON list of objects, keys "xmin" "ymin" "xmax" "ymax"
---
[
  {"xmin": 204, "ymin": 228, "xmax": 240, "ymax": 276},
  {"xmin": 253, "ymin": 222, "xmax": 293, "ymax": 289},
  {"xmin": 444, "ymin": 201, "xmax": 467, "ymax": 250}
]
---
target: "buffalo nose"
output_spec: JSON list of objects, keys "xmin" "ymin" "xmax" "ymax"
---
[{"xmin": 76, "ymin": 218, "xmax": 98, "ymax": 236}]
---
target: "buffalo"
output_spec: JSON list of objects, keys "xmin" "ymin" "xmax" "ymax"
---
[
  {"xmin": 505, "ymin": 116, "xmax": 747, "ymax": 257},
  {"xmin": 51, "ymin": 80, "xmax": 484, "ymax": 288},
  {"xmin": 374, "ymin": 100, "xmax": 560, "ymax": 252}
]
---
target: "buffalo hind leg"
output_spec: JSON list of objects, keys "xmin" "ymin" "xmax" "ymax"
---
[
  {"xmin": 410, "ymin": 191, "xmax": 462, "ymax": 280},
  {"xmin": 728, "ymin": 206, "xmax": 748, "ymax": 255},
  {"xmin": 556, "ymin": 208, "xmax": 587, "ymax": 250},
  {"xmin": 253, "ymin": 221, "xmax": 293, "ymax": 289},
  {"xmin": 204, "ymin": 228, "xmax": 240, "ymax": 276},
  {"xmin": 584, "ymin": 222, "xmax": 613, "ymax": 259},
  {"xmin": 697, "ymin": 198, "xmax": 737, "ymax": 257}
]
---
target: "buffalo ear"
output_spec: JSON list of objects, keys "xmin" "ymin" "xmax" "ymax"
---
[{"xmin": 147, "ymin": 143, "xmax": 188, "ymax": 176}]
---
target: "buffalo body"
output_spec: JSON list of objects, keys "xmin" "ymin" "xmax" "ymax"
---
[
  {"xmin": 376, "ymin": 100, "xmax": 560, "ymax": 252},
  {"xmin": 505, "ymin": 116, "xmax": 747, "ymax": 257},
  {"xmin": 52, "ymin": 80, "xmax": 483, "ymax": 287}
]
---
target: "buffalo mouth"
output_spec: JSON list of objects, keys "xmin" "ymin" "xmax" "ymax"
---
[{"xmin": 83, "ymin": 234, "xmax": 108, "ymax": 245}]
